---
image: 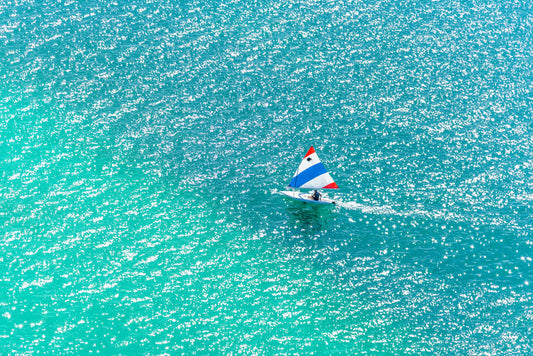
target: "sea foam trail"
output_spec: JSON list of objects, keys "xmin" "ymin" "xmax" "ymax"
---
[
  {"xmin": 337, "ymin": 200, "xmax": 469, "ymax": 224},
  {"xmin": 337, "ymin": 201, "xmax": 397, "ymax": 215},
  {"xmin": 279, "ymin": 190, "xmax": 463, "ymax": 223}
]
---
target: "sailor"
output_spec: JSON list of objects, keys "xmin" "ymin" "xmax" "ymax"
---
[{"xmin": 312, "ymin": 190, "xmax": 321, "ymax": 201}]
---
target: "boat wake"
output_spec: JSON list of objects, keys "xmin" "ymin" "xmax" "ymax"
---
[
  {"xmin": 337, "ymin": 200, "xmax": 468, "ymax": 224},
  {"xmin": 337, "ymin": 201, "xmax": 397, "ymax": 215}
]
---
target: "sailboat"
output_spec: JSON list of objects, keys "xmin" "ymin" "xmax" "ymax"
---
[{"xmin": 281, "ymin": 146, "xmax": 339, "ymax": 205}]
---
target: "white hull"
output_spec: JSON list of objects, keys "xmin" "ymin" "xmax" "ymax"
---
[{"xmin": 281, "ymin": 191, "xmax": 335, "ymax": 205}]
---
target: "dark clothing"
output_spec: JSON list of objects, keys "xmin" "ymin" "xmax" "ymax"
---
[{"xmin": 312, "ymin": 190, "xmax": 321, "ymax": 201}]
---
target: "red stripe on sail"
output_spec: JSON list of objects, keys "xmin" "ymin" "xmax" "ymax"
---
[
  {"xmin": 304, "ymin": 146, "xmax": 315, "ymax": 158},
  {"xmin": 323, "ymin": 182, "xmax": 339, "ymax": 189}
]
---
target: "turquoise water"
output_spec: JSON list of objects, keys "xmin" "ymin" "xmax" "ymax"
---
[{"xmin": 1, "ymin": 0, "xmax": 532, "ymax": 353}]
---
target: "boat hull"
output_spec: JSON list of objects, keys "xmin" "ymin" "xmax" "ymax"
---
[{"xmin": 281, "ymin": 191, "xmax": 335, "ymax": 205}]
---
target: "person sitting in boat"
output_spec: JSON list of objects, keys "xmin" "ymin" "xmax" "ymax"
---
[{"xmin": 312, "ymin": 190, "xmax": 321, "ymax": 201}]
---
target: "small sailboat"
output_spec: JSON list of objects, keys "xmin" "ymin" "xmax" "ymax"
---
[{"xmin": 281, "ymin": 146, "xmax": 339, "ymax": 205}]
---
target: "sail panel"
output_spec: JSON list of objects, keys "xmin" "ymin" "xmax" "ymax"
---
[
  {"xmin": 289, "ymin": 162, "xmax": 327, "ymax": 188},
  {"xmin": 294, "ymin": 152, "xmax": 320, "ymax": 174},
  {"xmin": 288, "ymin": 146, "xmax": 339, "ymax": 189},
  {"xmin": 299, "ymin": 172, "xmax": 336, "ymax": 189},
  {"xmin": 303, "ymin": 146, "xmax": 316, "ymax": 158},
  {"xmin": 323, "ymin": 181, "xmax": 339, "ymax": 189}
]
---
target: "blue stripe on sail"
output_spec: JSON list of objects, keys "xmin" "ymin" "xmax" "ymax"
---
[{"xmin": 289, "ymin": 163, "xmax": 328, "ymax": 187}]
